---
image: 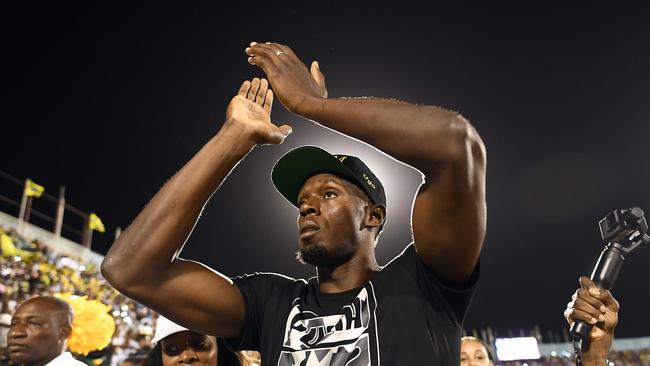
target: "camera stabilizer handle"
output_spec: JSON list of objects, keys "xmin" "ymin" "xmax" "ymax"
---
[{"xmin": 569, "ymin": 207, "xmax": 649, "ymax": 352}]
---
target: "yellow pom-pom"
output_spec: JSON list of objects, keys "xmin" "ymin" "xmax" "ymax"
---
[{"xmin": 55, "ymin": 293, "xmax": 116, "ymax": 356}]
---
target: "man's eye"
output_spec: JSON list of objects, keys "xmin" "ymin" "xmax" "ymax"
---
[{"xmin": 324, "ymin": 191, "xmax": 337, "ymax": 198}]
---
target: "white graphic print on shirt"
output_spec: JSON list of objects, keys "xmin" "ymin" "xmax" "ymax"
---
[{"xmin": 277, "ymin": 285, "xmax": 380, "ymax": 366}]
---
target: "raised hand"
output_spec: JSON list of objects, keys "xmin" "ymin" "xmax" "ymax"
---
[
  {"xmin": 245, "ymin": 42, "xmax": 327, "ymax": 113},
  {"xmin": 225, "ymin": 78, "xmax": 292, "ymax": 145},
  {"xmin": 565, "ymin": 276, "xmax": 619, "ymax": 344}
]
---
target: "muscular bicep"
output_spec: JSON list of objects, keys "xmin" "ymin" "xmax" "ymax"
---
[
  {"xmin": 411, "ymin": 141, "xmax": 486, "ymax": 285},
  {"xmin": 126, "ymin": 259, "xmax": 245, "ymax": 338}
]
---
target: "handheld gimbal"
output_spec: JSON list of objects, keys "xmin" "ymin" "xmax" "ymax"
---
[{"xmin": 570, "ymin": 207, "xmax": 650, "ymax": 352}]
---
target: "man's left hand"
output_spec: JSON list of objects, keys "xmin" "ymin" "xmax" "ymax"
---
[{"xmin": 245, "ymin": 42, "xmax": 327, "ymax": 113}]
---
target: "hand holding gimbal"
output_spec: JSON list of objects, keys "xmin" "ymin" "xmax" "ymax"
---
[{"xmin": 570, "ymin": 207, "xmax": 649, "ymax": 352}]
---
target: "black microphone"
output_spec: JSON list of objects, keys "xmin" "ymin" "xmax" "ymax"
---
[{"xmin": 569, "ymin": 208, "xmax": 649, "ymax": 352}]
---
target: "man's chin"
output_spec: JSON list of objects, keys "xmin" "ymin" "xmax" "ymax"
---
[
  {"xmin": 8, "ymin": 348, "xmax": 30, "ymax": 362},
  {"xmin": 296, "ymin": 243, "xmax": 354, "ymax": 267},
  {"xmin": 296, "ymin": 243, "xmax": 328, "ymax": 266}
]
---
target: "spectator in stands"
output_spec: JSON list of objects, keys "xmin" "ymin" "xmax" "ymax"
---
[
  {"xmin": 564, "ymin": 276, "xmax": 620, "ymax": 366},
  {"xmin": 143, "ymin": 316, "xmax": 242, "ymax": 366},
  {"xmin": 0, "ymin": 301, "xmax": 11, "ymax": 351},
  {"xmin": 460, "ymin": 336, "xmax": 493, "ymax": 366},
  {"xmin": 6, "ymin": 296, "xmax": 86, "ymax": 365}
]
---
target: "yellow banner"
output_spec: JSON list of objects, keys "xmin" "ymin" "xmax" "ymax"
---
[
  {"xmin": 24, "ymin": 179, "xmax": 45, "ymax": 198},
  {"xmin": 88, "ymin": 213, "xmax": 105, "ymax": 233}
]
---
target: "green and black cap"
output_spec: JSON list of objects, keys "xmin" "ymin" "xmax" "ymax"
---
[{"xmin": 272, "ymin": 146, "xmax": 387, "ymax": 208}]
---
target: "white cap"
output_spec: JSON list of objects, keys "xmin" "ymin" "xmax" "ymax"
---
[{"xmin": 151, "ymin": 315, "xmax": 189, "ymax": 344}]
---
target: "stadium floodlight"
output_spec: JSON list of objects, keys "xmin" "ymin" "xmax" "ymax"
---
[{"xmin": 495, "ymin": 337, "xmax": 541, "ymax": 361}]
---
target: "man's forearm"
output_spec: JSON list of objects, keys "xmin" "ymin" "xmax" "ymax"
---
[
  {"xmin": 582, "ymin": 338, "xmax": 613, "ymax": 366},
  {"xmin": 295, "ymin": 96, "xmax": 483, "ymax": 172},
  {"xmin": 101, "ymin": 123, "xmax": 255, "ymax": 289}
]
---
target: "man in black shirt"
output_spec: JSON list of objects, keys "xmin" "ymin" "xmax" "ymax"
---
[{"xmin": 102, "ymin": 42, "xmax": 486, "ymax": 365}]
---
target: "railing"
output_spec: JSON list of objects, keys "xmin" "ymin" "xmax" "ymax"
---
[{"xmin": 0, "ymin": 169, "xmax": 111, "ymax": 249}]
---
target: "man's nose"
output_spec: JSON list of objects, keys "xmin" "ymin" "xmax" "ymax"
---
[
  {"xmin": 299, "ymin": 197, "xmax": 319, "ymax": 217},
  {"xmin": 8, "ymin": 323, "xmax": 26, "ymax": 338}
]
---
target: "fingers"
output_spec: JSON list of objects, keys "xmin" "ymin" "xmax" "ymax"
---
[
  {"xmin": 240, "ymin": 78, "xmax": 270, "ymax": 108},
  {"xmin": 579, "ymin": 276, "xmax": 620, "ymax": 312},
  {"xmin": 246, "ymin": 42, "xmax": 289, "ymax": 69},
  {"xmin": 572, "ymin": 288, "xmax": 606, "ymax": 313},
  {"xmin": 247, "ymin": 78, "xmax": 261, "ymax": 100},
  {"xmin": 599, "ymin": 289, "xmax": 620, "ymax": 312},
  {"xmin": 238, "ymin": 80, "xmax": 251, "ymax": 98},
  {"xmin": 565, "ymin": 276, "xmax": 619, "ymax": 327},
  {"xmin": 263, "ymin": 89, "xmax": 273, "ymax": 115},
  {"xmin": 255, "ymin": 78, "xmax": 268, "ymax": 105}
]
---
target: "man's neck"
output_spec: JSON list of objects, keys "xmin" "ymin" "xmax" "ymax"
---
[
  {"xmin": 316, "ymin": 250, "xmax": 380, "ymax": 293},
  {"xmin": 29, "ymin": 349, "xmax": 64, "ymax": 366}
]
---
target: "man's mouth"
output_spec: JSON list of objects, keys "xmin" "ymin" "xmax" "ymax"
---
[
  {"xmin": 8, "ymin": 343, "xmax": 28, "ymax": 352},
  {"xmin": 299, "ymin": 221, "xmax": 320, "ymax": 239}
]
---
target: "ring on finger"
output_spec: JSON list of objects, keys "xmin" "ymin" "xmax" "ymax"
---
[{"xmin": 276, "ymin": 51, "xmax": 284, "ymax": 56}]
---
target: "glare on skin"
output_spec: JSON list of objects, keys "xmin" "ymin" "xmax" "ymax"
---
[
  {"xmin": 160, "ymin": 331, "xmax": 217, "ymax": 366},
  {"xmin": 296, "ymin": 173, "xmax": 374, "ymax": 267},
  {"xmin": 460, "ymin": 339, "xmax": 493, "ymax": 366}
]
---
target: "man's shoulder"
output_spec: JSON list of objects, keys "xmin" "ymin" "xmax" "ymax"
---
[{"xmin": 378, "ymin": 243, "xmax": 417, "ymax": 272}]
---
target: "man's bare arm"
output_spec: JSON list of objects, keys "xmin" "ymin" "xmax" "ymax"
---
[
  {"xmin": 100, "ymin": 78, "xmax": 291, "ymax": 337},
  {"xmin": 247, "ymin": 42, "xmax": 486, "ymax": 284}
]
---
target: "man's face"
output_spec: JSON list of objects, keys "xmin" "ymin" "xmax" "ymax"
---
[
  {"xmin": 296, "ymin": 173, "xmax": 370, "ymax": 266},
  {"xmin": 7, "ymin": 300, "xmax": 68, "ymax": 365}
]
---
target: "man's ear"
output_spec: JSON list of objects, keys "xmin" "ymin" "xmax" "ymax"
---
[
  {"xmin": 59, "ymin": 324, "xmax": 72, "ymax": 342},
  {"xmin": 365, "ymin": 204, "xmax": 386, "ymax": 229}
]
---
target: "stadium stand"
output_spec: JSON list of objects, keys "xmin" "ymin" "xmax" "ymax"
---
[{"xmin": 0, "ymin": 210, "xmax": 646, "ymax": 365}]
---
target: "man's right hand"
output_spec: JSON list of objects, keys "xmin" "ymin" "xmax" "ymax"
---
[
  {"xmin": 225, "ymin": 77, "xmax": 292, "ymax": 145},
  {"xmin": 565, "ymin": 276, "xmax": 619, "ymax": 344}
]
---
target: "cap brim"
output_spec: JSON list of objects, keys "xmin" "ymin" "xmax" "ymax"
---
[
  {"xmin": 151, "ymin": 316, "xmax": 189, "ymax": 345},
  {"xmin": 272, "ymin": 146, "xmax": 359, "ymax": 207}
]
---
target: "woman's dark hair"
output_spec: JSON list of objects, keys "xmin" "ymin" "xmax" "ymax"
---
[
  {"xmin": 217, "ymin": 338, "xmax": 242, "ymax": 366},
  {"xmin": 142, "ymin": 344, "xmax": 162, "ymax": 366},
  {"xmin": 142, "ymin": 338, "xmax": 241, "ymax": 366}
]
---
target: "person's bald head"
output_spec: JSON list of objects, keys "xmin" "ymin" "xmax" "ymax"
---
[{"xmin": 7, "ymin": 296, "xmax": 74, "ymax": 366}]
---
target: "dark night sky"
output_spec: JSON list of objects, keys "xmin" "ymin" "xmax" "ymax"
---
[{"xmin": 4, "ymin": 2, "xmax": 650, "ymax": 338}]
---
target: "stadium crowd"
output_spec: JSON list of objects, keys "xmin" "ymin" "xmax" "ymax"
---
[{"xmin": 0, "ymin": 224, "xmax": 647, "ymax": 365}]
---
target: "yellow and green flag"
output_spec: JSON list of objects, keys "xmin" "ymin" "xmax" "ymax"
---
[
  {"xmin": 24, "ymin": 179, "xmax": 44, "ymax": 198},
  {"xmin": 88, "ymin": 213, "xmax": 105, "ymax": 233}
]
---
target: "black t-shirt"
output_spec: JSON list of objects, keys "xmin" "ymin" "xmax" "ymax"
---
[{"xmin": 226, "ymin": 243, "xmax": 479, "ymax": 365}]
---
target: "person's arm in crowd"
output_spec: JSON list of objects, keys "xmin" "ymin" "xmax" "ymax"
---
[
  {"xmin": 565, "ymin": 276, "xmax": 620, "ymax": 366},
  {"xmin": 100, "ymin": 78, "xmax": 291, "ymax": 338},
  {"xmin": 246, "ymin": 42, "xmax": 486, "ymax": 285}
]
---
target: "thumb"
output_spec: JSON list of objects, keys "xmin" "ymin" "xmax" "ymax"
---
[
  {"xmin": 310, "ymin": 61, "xmax": 327, "ymax": 95},
  {"xmin": 278, "ymin": 124, "xmax": 293, "ymax": 138},
  {"xmin": 579, "ymin": 276, "xmax": 597, "ymax": 290},
  {"xmin": 268, "ymin": 124, "xmax": 292, "ymax": 145}
]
